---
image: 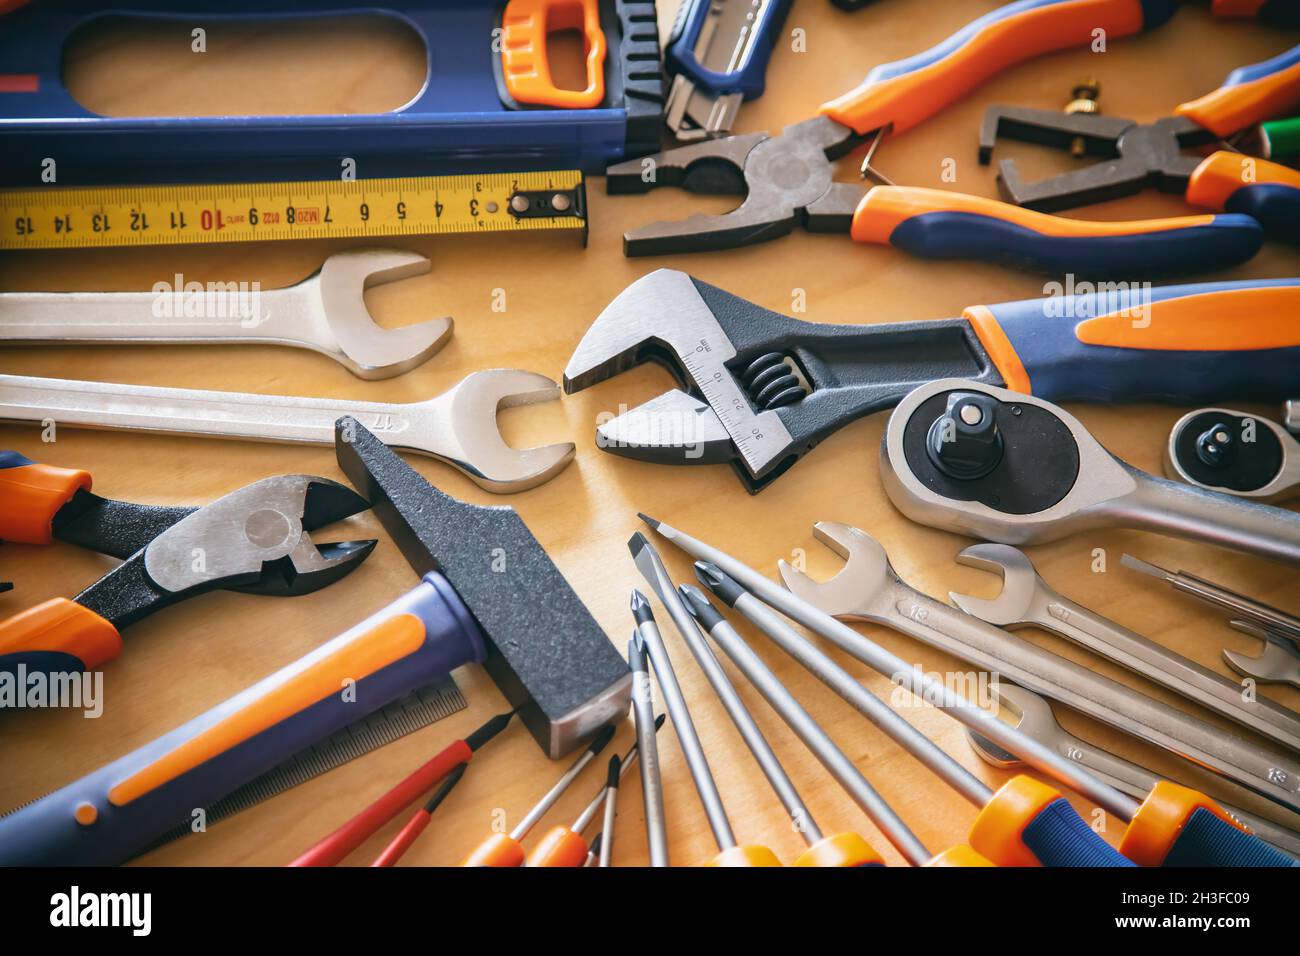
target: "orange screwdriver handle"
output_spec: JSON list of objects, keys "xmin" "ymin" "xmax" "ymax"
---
[
  {"xmin": 463, "ymin": 832, "xmax": 527, "ymax": 867},
  {"xmin": 968, "ymin": 776, "xmax": 1134, "ymax": 867},
  {"xmin": 820, "ymin": 0, "xmax": 1173, "ymax": 137},
  {"xmin": 525, "ymin": 825, "xmax": 590, "ymax": 867},
  {"xmin": 0, "ymin": 451, "xmax": 91, "ymax": 545},
  {"xmin": 926, "ymin": 845, "xmax": 997, "ymax": 867},
  {"xmin": 1120, "ymin": 781, "xmax": 1298, "ymax": 867},
  {"xmin": 0, "ymin": 597, "xmax": 122, "ymax": 675},
  {"xmin": 792, "ymin": 832, "xmax": 883, "ymax": 867},
  {"xmin": 706, "ymin": 845, "xmax": 783, "ymax": 867}
]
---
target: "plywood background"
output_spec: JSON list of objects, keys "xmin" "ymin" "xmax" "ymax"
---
[{"xmin": 1, "ymin": 0, "xmax": 1297, "ymax": 867}]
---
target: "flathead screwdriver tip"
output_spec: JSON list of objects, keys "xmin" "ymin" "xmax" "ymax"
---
[
  {"xmin": 589, "ymin": 723, "xmax": 617, "ymax": 756},
  {"xmin": 465, "ymin": 709, "xmax": 518, "ymax": 751},
  {"xmin": 637, "ymin": 513, "xmax": 661, "ymax": 530},
  {"xmin": 606, "ymin": 755, "xmax": 622, "ymax": 789},
  {"xmin": 1120, "ymin": 553, "xmax": 1174, "ymax": 581},
  {"xmin": 627, "ymin": 531, "xmax": 649, "ymax": 558}
]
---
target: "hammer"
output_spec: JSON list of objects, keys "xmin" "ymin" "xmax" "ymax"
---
[{"xmin": 0, "ymin": 420, "xmax": 628, "ymax": 865}]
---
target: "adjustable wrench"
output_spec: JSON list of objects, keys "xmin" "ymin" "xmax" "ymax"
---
[
  {"xmin": 0, "ymin": 249, "xmax": 450, "ymax": 381},
  {"xmin": 965, "ymin": 684, "xmax": 1300, "ymax": 859},
  {"xmin": 950, "ymin": 543, "xmax": 1300, "ymax": 754},
  {"xmin": 0, "ymin": 369, "xmax": 573, "ymax": 493},
  {"xmin": 777, "ymin": 521, "xmax": 1300, "ymax": 814},
  {"xmin": 881, "ymin": 379, "xmax": 1300, "ymax": 566}
]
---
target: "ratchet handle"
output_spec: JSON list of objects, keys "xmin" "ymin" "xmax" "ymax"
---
[
  {"xmin": 1120, "ymin": 782, "xmax": 1298, "ymax": 866},
  {"xmin": 0, "ymin": 597, "xmax": 122, "ymax": 677},
  {"xmin": 850, "ymin": 187, "xmax": 1261, "ymax": 275},
  {"xmin": 1175, "ymin": 43, "xmax": 1300, "ymax": 138},
  {"xmin": 963, "ymin": 277, "xmax": 1300, "ymax": 403},
  {"xmin": 0, "ymin": 573, "xmax": 485, "ymax": 866},
  {"xmin": 1185, "ymin": 152, "xmax": 1300, "ymax": 242},
  {"xmin": 967, "ymin": 775, "xmax": 1135, "ymax": 867},
  {"xmin": 0, "ymin": 450, "xmax": 90, "ymax": 545},
  {"xmin": 665, "ymin": 0, "xmax": 793, "ymax": 99},
  {"xmin": 821, "ymin": 0, "xmax": 1176, "ymax": 135}
]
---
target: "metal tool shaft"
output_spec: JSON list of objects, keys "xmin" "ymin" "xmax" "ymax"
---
[
  {"xmin": 629, "ymin": 634, "xmax": 670, "ymax": 867},
  {"xmin": 632, "ymin": 592, "xmax": 736, "ymax": 849},
  {"xmin": 644, "ymin": 517, "xmax": 1143, "ymax": 819},
  {"xmin": 510, "ymin": 747, "xmax": 601, "ymax": 841},
  {"xmin": 573, "ymin": 739, "xmax": 644, "ymax": 834}
]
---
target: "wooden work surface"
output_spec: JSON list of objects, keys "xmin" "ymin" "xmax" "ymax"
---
[{"xmin": 1, "ymin": 1, "xmax": 1298, "ymax": 868}]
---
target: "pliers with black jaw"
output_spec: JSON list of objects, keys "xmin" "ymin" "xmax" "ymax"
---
[
  {"xmin": 0, "ymin": 453, "xmax": 375, "ymax": 679},
  {"xmin": 607, "ymin": 0, "xmax": 1266, "ymax": 276},
  {"xmin": 980, "ymin": 43, "xmax": 1300, "ymax": 241}
]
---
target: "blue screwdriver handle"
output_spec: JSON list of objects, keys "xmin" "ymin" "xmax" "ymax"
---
[
  {"xmin": 0, "ymin": 572, "xmax": 485, "ymax": 866},
  {"xmin": 666, "ymin": 0, "xmax": 794, "ymax": 100},
  {"xmin": 965, "ymin": 277, "xmax": 1300, "ymax": 404},
  {"xmin": 1120, "ymin": 782, "xmax": 1299, "ymax": 866}
]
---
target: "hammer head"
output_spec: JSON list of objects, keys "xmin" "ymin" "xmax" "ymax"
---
[
  {"xmin": 777, "ymin": 521, "xmax": 894, "ymax": 618},
  {"xmin": 315, "ymin": 248, "xmax": 452, "ymax": 380},
  {"xmin": 335, "ymin": 417, "xmax": 630, "ymax": 758}
]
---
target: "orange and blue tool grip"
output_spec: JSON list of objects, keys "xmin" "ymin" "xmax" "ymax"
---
[
  {"xmin": 792, "ymin": 832, "xmax": 884, "ymax": 867},
  {"xmin": 1185, "ymin": 151, "xmax": 1300, "ymax": 242},
  {"xmin": 1212, "ymin": 0, "xmax": 1300, "ymax": 26},
  {"xmin": 290, "ymin": 737, "xmax": 473, "ymax": 867},
  {"xmin": 464, "ymin": 832, "xmax": 528, "ymax": 867},
  {"xmin": 820, "ymin": 0, "xmax": 1177, "ymax": 136},
  {"xmin": 963, "ymin": 277, "xmax": 1300, "ymax": 404},
  {"xmin": 1120, "ymin": 782, "xmax": 1298, "ymax": 866},
  {"xmin": 707, "ymin": 844, "xmax": 784, "ymax": 866},
  {"xmin": 526, "ymin": 825, "xmax": 591, "ymax": 867},
  {"xmin": 1176, "ymin": 43, "xmax": 1300, "ymax": 138},
  {"xmin": 967, "ymin": 776, "xmax": 1134, "ymax": 867},
  {"xmin": 499, "ymin": 0, "xmax": 607, "ymax": 109},
  {"xmin": 0, "ymin": 596, "xmax": 122, "ymax": 678},
  {"xmin": 850, "ymin": 186, "xmax": 1262, "ymax": 275},
  {"xmin": 0, "ymin": 451, "xmax": 90, "ymax": 545},
  {"xmin": 0, "ymin": 572, "xmax": 486, "ymax": 866}
]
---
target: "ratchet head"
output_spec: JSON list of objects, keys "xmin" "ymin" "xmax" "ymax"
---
[
  {"xmin": 315, "ymin": 248, "xmax": 452, "ymax": 380},
  {"xmin": 1165, "ymin": 407, "xmax": 1299, "ymax": 502},
  {"xmin": 948, "ymin": 543, "xmax": 1041, "ymax": 626},
  {"xmin": 777, "ymin": 521, "xmax": 894, "ymax": 618},
  {"xmin": 605, "ymin": 116, "xmax": 860, "ymax": 256},
  {"xmin": 422, "ymin": 369, "xmax": 575, "ymax": 493}
]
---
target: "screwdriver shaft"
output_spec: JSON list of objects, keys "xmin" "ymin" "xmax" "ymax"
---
[{"xmin": 630, "ymin": 633, "xmax": 670, "ymax": 867}]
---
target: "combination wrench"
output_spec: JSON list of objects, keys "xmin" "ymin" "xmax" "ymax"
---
[
  {"xmin": 0, "ymin": 249, "xmax": 450, "ymax": 381},
  {"xmin": 949, "ymin": 543, "xmax": 1300, "ymax": 754},
  {"xmin": 0, "ymin": 369, "xmax": 573, "ymax": 493},
  {"xmin": 964, "ymin": 683, "xmax": 1300, "ymax": 858},
  {"xmin": 777, "ymin": 521, "xmax": 1300, "ymax": 814}
]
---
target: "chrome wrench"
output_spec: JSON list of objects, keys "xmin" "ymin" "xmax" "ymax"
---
[{"xmin": 0, "ymin": 370, "xmax": 573, "ymax": 493}]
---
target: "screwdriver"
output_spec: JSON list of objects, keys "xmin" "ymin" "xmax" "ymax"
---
[
  {"xmin": 462, "ymin": 723, "xmax": 616, "ymax": 867},
  {"xmin": 289, "ymin": 710, "xmax": 515, "ymax": 867},
  {"xmin": 631, "ymin": 589, "xmax": 781, "ymax": 866},
  {"xmin": 632, "ymin": 534, "xmax": 884, "ymax": 867},
  {"xmin": 644, "ymin": 514, "xmax": 1297, "ymax": 867},
  {"xmin": 692, "ymin": 563, "xmax": 1122, "ymax": 867},
  {"xmin": 599, "ymin": 755, "xmax": 620, "ymax": 867},
  {"xmin": 525, "ymin": 714, "xmax": 665, "ymax": 867},
  {"xmin": 583, "ymin": 832, "xmax": 603, "ymax": 867},
  {"xmin": 677, "ymin": 580, "xmax": 991, "ymax": 867},
  {"xmin": 371, "ymin": 764, "xmax": 467, "ymax": 867},
  {"xmin": 630, "ymin": 632, "xmax": 669, "ymax": 866}
]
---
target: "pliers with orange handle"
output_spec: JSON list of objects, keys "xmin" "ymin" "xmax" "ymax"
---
[
  {"xmin": 981, "ymin": 43, "xmax": 1300, "ymax": 241},
  {"xmin": 0, "ymin": 451, "xmax": 375, "ymax": 682},
  {"xmin": 607, "ymin": 0, "xmax": 1275, "ymax": 275}
]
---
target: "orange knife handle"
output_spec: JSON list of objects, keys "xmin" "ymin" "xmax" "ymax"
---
[
  {"xmin": 820, "ymin": 0, "xmax": 1173, "ymax": 136},
  {"xmin": 0, "ymin": 451, "xmax": 91, "ymax": 545},
  {"xmin": 0, "ymin": 597, "xmax": 122, "ymax": 677}
]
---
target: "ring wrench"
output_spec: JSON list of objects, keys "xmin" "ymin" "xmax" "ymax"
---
[
  {"xmin": 881, "ymin": 379, "xmax": 1300, "ymax": 566},
  {"xmin": 0, "ymin": 369, "xmax": 573, "ymax": 493}
]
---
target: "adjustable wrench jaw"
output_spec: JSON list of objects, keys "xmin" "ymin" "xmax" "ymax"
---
[{"xmin": 606, "ymin": 116, "xmax": 862, "ymax": 256}]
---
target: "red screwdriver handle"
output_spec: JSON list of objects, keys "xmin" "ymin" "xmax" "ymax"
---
[{"xmin": 289, "ymin": 739, "xmax": 472, "ymax": 867}]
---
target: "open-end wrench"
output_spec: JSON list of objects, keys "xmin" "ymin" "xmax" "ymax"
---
[
  {"xmin": 949, "ymin": 543, "xmax": 1300, "ymax": 754},
  {"xmin": 964, "ymin": 684, "xmax": 1300, "ymax": 859},
  {"xmin": 881, "ymin": 379, "xmax": 1300, "ymax": 566},
  {"xmin": 776, "ymin": 521, "xmax": 1300, "ymax": 814},
  {"xmin": 1223, "ymin": 621, "xmax": 1300, "ymax": 691},
  {"xmin": 0, "ymin": 249, "xmax": 450, "ymax": 381},
  {"xmin": 0, "ymin": 369, "xmax": 573, "ymax": 493}
]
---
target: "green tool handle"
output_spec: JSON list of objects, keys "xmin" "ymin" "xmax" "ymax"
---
[{"xmin": 1261, "ymin": 117, "xmax": 1300, "ymax": 159}]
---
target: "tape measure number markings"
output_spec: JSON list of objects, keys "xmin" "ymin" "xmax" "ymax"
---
[{"xmin": 0, "ymin": 171, "xmax": 586, "ymax": 250}]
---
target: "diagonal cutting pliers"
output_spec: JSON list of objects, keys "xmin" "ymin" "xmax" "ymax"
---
[
  {"xmin": 980, "ymin": 43, "xmax": 1300, "ymax": 240},
  {"xmin": 606, "ymin": 0, "xmax": 1274, "ymax": 275},
  {"xmin": 0, "ymin": 452, "xmax": 375, "ymax": 680}
]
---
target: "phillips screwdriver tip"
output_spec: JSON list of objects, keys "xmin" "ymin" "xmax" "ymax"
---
[{"xmin": 629, "ymin": 588, "xmax": 655, "ymax": 624}]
